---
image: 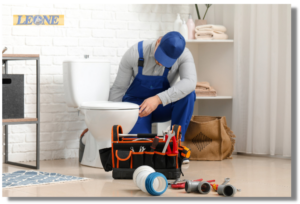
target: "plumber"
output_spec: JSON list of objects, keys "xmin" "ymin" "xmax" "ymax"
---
[{"xmin": 109, "ymin": 31, "xmax": 197, "ymax": 142}]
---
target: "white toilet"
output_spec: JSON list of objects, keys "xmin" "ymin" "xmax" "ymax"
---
[{"xmin": 63, "ymin": 58, "xmax": 139, "ymax": 168}]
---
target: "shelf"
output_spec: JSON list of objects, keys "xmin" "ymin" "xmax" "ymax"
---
[
  {"xmin": 2, "ymin": 54, "xmax": 39, "ymax": 60},
  {"xmin": 186, "ymin": 39, "xmax": 234, "ymax": 43},
  {"xmin": 3, "ymin": 55, "xmax": 40, "ymax": 169},
  {"xmin": 2, "ymin": 118, "xmax": 38, "ymax": 125},
  {"xmin": 196, "ymin": 96, "xmax": 232, "ymax": 100}
]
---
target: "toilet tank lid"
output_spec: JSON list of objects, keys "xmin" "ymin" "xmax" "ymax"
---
[
  {"xmin": 79, "ymin": 101, "xmax": 139, "ymax": 110},
  {"xmin": 63, "ymin": 59, "xmax": 110, "ymax": 63}
]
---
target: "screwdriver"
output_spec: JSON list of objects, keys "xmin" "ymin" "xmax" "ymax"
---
[{"xmin": 150, "ymin": 136, "xmax": 159, "ymax": 152}]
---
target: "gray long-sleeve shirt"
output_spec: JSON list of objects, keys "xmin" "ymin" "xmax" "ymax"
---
[{"xmin": 109, "ymin": 40, "xmax": 197, "ymax": 106}]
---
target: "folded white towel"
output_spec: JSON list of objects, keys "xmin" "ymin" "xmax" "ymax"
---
[
  {"xmin": 195, "ymin": 24, "xmax": 227, "ymax": 32},
  {"xmin": 195, "ymin": 31, "xmax": 228, "ymax": 40}
]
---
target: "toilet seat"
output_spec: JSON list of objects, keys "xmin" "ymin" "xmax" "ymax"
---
[{"xmin": 79, "ymin": 101, "xmax": 139, "ymax": 110}]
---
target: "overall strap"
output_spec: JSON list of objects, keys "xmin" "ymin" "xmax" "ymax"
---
[
  {"xmin": 137, "ymin": 41, "xmax": 144, "ymax": 74},
  {"xmin": 163, "ymin": 67, "xmax": 171, "ymax": 77}
]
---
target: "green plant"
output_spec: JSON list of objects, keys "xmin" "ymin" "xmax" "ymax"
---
[
  {"xmin": 195, "ymin": 4, "xmax": 213, "ymax": 20},
  {"xmin": 195, "ymin": 4, "xmax": 201, "ymax": 19},
  {"xmin": 203, "ymin": 4, "xmax": 212, "ymax": 20}
]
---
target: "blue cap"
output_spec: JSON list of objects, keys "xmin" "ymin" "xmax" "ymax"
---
[{"xmin": 154, "ymin": 31, "xmax": 186, "ymax": 68}]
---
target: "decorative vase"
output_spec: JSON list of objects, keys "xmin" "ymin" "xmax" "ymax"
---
[{"xmin": 195, "ymin": 19, "xmax": 207, "ymax": 26}]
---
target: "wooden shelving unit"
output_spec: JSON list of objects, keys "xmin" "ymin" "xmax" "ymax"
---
[
  {"xmin": 2, "ymin": 118, "xmax": 38, "ymax": 125},
  {"xmin": 2, "ymin": 54, "xmax": 40, "ymax": 169},
  {"xmin": 196, "ymin": 96, "xmax": 233, "ymax": 100},
  {"xmin": 187, "ymin": 40, "xmax": 234, "ymax": 127},
  {"xmin": 156, "ymin": 39, "xmax": 234, "ymax": 133}
]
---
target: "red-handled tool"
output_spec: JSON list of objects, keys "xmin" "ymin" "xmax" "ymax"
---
[
  {"xmin": 165, "ymin": 135, "xmax": 179, "ymax": 154},
  {"xmin": 171, "ymin": 136, "xmax": 178, "ymax": 154},
  {"xmin": 165, "ymin": 135, "xmax": 172, "ymax": 154}
]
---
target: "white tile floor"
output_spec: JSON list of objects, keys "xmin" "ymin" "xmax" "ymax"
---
[{"xmin": 2, "ymin": 155, "xmax": 291, "ymax": 197}]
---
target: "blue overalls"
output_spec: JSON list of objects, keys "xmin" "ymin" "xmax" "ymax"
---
[{"xmin": 122, "ymin": 41, "xmax": 196, "ymax": 141}]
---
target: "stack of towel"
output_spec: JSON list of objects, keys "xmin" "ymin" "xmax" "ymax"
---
[
  {"xmin": 195, "ymin": 82, "xmax": 217, "ymax": 97},
  {"xmin": 195, "ymin": 24, "xmax": 228, "ymax": 40}
]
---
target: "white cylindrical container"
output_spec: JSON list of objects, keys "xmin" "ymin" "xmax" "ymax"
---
[
  {"xmin": 133, "ymin": 166, "xmax": 168, "ymax": 196},
  {"xmin": 179, "ymin": 19, "xmax": 188, "ymax": 40},
  {"xmin": 187, "ymin": 14, "xmax": 195, "ymax": 39},
  {"xmin": 173, "ymin": 13, "xmax": 182, "ymax": 32}
]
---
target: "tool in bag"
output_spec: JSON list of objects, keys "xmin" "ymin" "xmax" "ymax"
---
[
  {"xmin": 99, "ymin": 124, "xmax": 185, "ymax": 179},
  {"xmin": 139, "ymin": 146, "xmax": 146, "ymax": 152},
  {"xmin": 150, "ymin": 136, "xmax": 159, "ymax": 152},
  {"xmin": 165, "ymin": 135, "xmax": 179, "ymax": 154},
  {"xmin": 179, "ymin": 145, "xmax": 191, "ymax": 159},
  {"xmin": 162, "ymin": 132, "xmax": 175, "ymax": 153}
]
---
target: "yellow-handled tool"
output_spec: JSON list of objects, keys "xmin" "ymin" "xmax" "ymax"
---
[{"xmin": 179, "ymin": 146, "xmax": 191, "ymax": 159}]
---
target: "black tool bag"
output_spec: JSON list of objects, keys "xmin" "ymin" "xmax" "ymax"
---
[{"xmin": 99, "ymin": 124, "xmax": 185, "ymax": 179}]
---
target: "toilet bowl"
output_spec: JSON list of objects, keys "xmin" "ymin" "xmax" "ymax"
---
[
  {"xmin": 63, "ymin": 58, "xmax": 139, "ymax": 168},
  {"xmin": 79, "ymin": 101, "xmax": 139, "ymax": 168},
  {"xmin": 79, "ymin": 101, "xmax": 139, "ymax": 143}
]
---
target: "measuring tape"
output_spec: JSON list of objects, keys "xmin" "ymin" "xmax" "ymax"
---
[
  {"xmin": 133, "ymin": 166, "xmax": 168, "ymax": 196},
  {"xmin": 179, "ymin": 146, "xmax": 191, "ymax": 159}
]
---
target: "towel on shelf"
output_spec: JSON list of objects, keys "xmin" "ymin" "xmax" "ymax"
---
[
  {"xmin": 195, "ymin": 24, "xmax": 227, "ymax": 32},
  {"xmin": 195, "ymin": 81, "xmax": 217, "ymax": 97},
  {"xmin": 196, "ymin": 81, "xmax": 210, "ymax": 90},
  {"xmin": 195, "ymin": 89, "xmax": 217, "ymax": 97},
  {"xmin": 195, "ymin": 31, "xmax": 228, "ymax": 40}
]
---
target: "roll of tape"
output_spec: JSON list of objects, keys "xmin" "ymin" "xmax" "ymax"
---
[{"xmin": 145, "ymin": 172, "xmax": 168, "ymax": 196}]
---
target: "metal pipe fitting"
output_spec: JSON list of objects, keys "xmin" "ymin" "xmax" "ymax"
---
[
  {"xmin": 185, "ymin": 180, "xmax": 199, "ymax": 193},
  {"xmin": 197, "ymin": 181, "xmax": 211, "ymax": 194},
  {"xmin": 217, "ymin": 184, "xmax": 237, "ymax": 197},
  {"xmin": 185, "ymin": 180, "xmax": 211, "ymax": 194}
]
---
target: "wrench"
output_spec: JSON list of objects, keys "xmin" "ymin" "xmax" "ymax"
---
[
  {"xmin": 221, "ymin": 178, "xmax": 230, "ymax": 185},
  {"xmin": 139, "ymin": 146, "xmax": 146, "ymax": 152}
]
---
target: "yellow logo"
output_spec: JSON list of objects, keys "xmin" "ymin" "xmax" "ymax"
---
[{"xmin": 13, "ymin": 15, "xmax": 64, "ymax": 26}]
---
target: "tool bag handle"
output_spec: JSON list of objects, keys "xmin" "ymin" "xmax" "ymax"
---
[
  {"xmin": 136, "ymin": 133, "xmax": 157, "ymax": 138},
  {"xmin": 112, "ymin": 125, "xmax": 182, "ymax": 141},
  {"xmin": 112, "ymin": 125, "xmax": 123, "ymax": 142}
]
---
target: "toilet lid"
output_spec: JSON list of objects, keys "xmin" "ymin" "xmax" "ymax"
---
[{"xmin": 79, "ymin": 101, "xmax": 139, "ymax": 110}]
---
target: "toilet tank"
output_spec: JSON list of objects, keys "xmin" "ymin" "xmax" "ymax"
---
[{"xmin": 63, "ymin": 59, "xmax": 110, "ymax": 108}]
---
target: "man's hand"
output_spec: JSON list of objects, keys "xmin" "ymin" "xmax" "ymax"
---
[{"xmin": 139, "ymin": 95, "xmax": 162, "ymax": 117}]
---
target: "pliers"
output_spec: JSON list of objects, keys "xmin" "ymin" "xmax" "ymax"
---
[{"xmin": 164, "ymin": 134, "xmax": 178, "ymax": 154}]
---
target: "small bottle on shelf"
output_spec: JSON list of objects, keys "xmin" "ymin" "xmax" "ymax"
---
[
  {"xmin": 179, "ymin": 19, "xmax": 188, "ymax": 41},
  {"xmin": 187, "ymin": 14, "xmax": 195, "ymax": 40},
  {"xmin": 174, "ymin": 13, "xmax": 182, "ymax": 32}
]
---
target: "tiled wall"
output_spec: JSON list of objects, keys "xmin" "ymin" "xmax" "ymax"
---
[{"xmin": 2, "ymin": 4, "xmax": 194, "ymax": 162}]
